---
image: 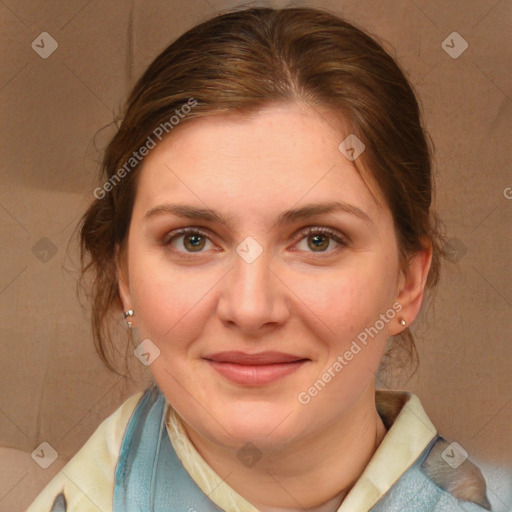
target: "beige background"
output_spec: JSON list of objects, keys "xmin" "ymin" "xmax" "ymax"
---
[{"xmin": 1, "ymin": 0, "xmax": 511, "ymax": 510}]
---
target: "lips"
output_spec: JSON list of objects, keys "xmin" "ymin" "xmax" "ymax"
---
[
  {"xmin": 203, "ymin": 351, "xmax": 307, "ymax": 365},
  {"xmin": 203, "ymin": 351, "xmax": 309, "ymax": 386}
]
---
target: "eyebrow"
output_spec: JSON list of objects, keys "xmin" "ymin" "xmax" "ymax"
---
[{"xmin": 144, "ymin": 200, "xmax": 374, "ymax": 228}]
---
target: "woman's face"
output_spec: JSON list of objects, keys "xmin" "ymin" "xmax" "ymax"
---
[{"xmin": 119, "ymin": 102, "xmax": 408, "ymax": 452}]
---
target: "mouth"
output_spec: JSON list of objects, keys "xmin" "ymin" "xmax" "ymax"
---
[{"xmin": 203, "ymin": 351, "xmax": 310, "ymax": 386}]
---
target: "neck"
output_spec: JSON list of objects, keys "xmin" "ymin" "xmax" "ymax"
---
[{"xmin": 180, "ymin": 385, "xmax": 387, "ymax": 512}]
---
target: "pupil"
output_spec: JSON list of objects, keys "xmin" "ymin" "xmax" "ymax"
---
[
  {"xmin": 186, "ymin": 234, "xmax": 204, "ymax": 250},
  {"xmin": 311, "ymin": 234, "xmax": 328, "ymax": 250}
]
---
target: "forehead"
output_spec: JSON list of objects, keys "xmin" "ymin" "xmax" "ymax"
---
[{"xmin": 133, "ymin": 102, "xmax": 385, "ymax": 222}]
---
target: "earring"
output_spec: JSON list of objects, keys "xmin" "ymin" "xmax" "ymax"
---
[
  {"xmin": 123, "ymin": 309, "xmax": 134, "ymax": 328},
  {"xmin": 399, "ymin": 319, "xmax": 406, "ymax": 327}
]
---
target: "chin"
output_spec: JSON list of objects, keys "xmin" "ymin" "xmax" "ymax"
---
[
  {"xmin": 224, "ymin": 424, "xmax": 297, "ymax": 454},
  {"xmin": 215, "ymin": 402, "xmax": 301, "ymax": 443}
]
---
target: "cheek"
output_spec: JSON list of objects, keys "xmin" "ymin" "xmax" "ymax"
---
[
  {"xmin": 297, "ymin": 268, "xmax": 395, "ymax": 403},
  {"xmin": 128, "ymin": 252, "xmax": 218, "ymax": 342},
  {"xmin": 295, "ymin": 262, "xmax": 396, "ymax": 343}
]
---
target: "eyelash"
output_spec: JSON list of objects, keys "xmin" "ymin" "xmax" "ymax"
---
[{"xmin": 161, "ymin": 226, "xmax": 349, "ymax": 258}]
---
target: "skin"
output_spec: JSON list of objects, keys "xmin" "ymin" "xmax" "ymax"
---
[{"xmin": 118, "ymin": 102, "xmax": 432, "ymax": 512}]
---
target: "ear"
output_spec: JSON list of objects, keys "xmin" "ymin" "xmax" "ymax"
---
[
  {"xmin": 115, "ymin": 243, "xmax": 132, "ymax": 315},
  {"xmin": 389, "ymin": 241, "xmax": 433, "ymax": 336}
]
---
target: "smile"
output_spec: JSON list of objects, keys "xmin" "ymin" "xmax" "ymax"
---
[{"xmin": 203, "ymin": 351, "xmax": 310, "ymax": 386}]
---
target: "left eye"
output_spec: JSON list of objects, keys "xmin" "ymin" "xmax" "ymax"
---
[
  {"xmin": 162, "ymin": 227, "xmax": 348, "ymax": 255},
  {"xmin": 294, "ymin": 227, "xmax": 348, "ymax": 253}
]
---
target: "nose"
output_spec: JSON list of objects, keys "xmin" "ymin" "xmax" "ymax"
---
[{"xmin": 216, "ymin": 244, "xmax": 290, "ymax": 335}]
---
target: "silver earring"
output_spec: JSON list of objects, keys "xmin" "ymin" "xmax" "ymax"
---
[
  {"xmin": 123, "ymin": 309, "xmax": 134, "ymax": 328},
  {"xmin": 400, "ymin": 319, "xmax": 406, "ymax": 326}
]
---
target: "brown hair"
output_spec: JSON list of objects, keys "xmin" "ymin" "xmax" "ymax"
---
[{"xmin": 79, "ymin": 6, "xmax": 447, "ymax": 375}]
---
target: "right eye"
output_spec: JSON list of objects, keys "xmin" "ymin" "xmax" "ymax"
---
[{"xmin": 162, "ymin": 227, "xmax": 217, "ymax": 255}]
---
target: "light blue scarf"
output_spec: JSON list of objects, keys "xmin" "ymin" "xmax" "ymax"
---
[{"xmin": 111, "ymin": 385, "xmax": 495, "ymax": 512}]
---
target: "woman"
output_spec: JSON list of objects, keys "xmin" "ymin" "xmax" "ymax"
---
[{"xmin": 27, "ymin": 6, "xmax": 508, "ymax": 512}]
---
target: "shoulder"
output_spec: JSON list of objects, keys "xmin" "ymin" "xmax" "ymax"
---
[
  {"xmin": 420, "ymin": 436, "xmax": 512, "ymax": 511},
  {"xmin": 375, "ymin": 391, "xmax": 512, "ymax": 511},
  {"xmin": 26, "ymin": 390, "xmax": 147, "ymax": 512},
  {"xmin": 421, "ymin": 436, "xmax": 492, "ymax": 509}
]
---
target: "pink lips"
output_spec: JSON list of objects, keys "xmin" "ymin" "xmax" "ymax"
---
[{"xmin": 203, "ymin": 351, "xmax": 309, "ymax": 386}]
